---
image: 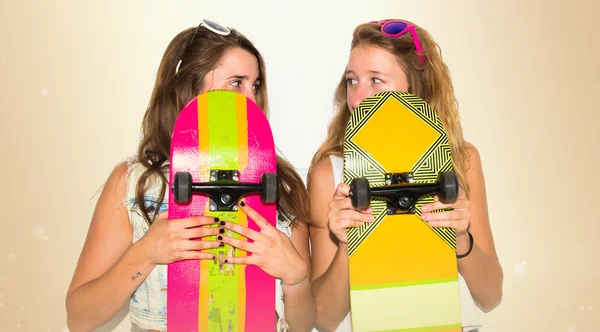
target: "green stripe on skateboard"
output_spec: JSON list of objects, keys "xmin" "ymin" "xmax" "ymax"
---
[
  {"xmin": 204, "ymin": 91, "xmax": 243, "ymax": 331},
  {"xmin": 208, "ymin": 91, "xmax": 239, "ymax": 169},
  {"xmin": 350, "ymin": 277, "xmax": 458, "ymax": 291}
]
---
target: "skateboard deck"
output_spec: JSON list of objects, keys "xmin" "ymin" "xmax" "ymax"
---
[
  {"xmin": 167, "ymin": 90, "xmax": 278, "ymax": 332},
  {"xmin": 343, "ymin": 91, "xmax": 462, "ymax": 331}
]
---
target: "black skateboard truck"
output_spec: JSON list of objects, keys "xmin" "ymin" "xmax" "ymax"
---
[
  {"xmin": 172, "ymin": 170, "xmax": 279, "ymax": 211},
  {"xmin": 349, "ymin": 171, "xmax": 458, "ymax": 215}
]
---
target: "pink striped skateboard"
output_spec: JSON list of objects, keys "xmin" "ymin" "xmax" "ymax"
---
[{"xmin": 167, "ymin": 90, "xmax": 278, "ymax": 331}]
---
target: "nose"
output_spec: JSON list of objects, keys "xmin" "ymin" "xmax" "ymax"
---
[{"xmin": 350, "ymin": 84, "xmax": 371, "ymax": 111}]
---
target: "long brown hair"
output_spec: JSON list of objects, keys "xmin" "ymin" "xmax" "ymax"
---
[
  {"xmin": 308, "ymin": 19, "xmax": 471, "ymax": 196},
  {"xmin": 136, "ymin": 24, "xmax": 310, "ymax": 226}
]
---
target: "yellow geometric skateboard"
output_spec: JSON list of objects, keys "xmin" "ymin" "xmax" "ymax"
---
[{"xmin": 343, "ymin": 91, "xmax": 462, "ymax": 331}]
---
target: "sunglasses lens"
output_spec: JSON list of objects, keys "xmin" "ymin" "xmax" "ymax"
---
[
  {"xmin": 382, "ymin": 21, "xmax": 408, "ymax": 35},
  {"xmin": 202, "ymin": 19, "xmax": 230, "ymax": 34}
]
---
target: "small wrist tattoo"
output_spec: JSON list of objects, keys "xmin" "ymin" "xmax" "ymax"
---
[{"xmin": 132, "ymin": 271, "xmax": 142, "ymax": 281}]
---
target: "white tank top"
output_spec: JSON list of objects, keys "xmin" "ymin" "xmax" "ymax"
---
[{"xmin": 320, "ymin": 155, "xmax": 482, "ymax": 332}]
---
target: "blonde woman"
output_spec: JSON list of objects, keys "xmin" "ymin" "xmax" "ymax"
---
[{"xmin": 307, "ymin": 19, "xmax": 503, "ymax": 332}]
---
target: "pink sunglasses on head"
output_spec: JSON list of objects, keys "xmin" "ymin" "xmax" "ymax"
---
[{"xmin": 370, "ymin": 20, "xmax": 425, "ymax": 64}]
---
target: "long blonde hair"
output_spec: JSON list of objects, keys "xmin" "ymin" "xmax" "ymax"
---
[
  {"xmin": 308, "ymin": 19, "xmax": 471, "ymax": 196},
  {"xmin": 137, "ymin": 25, "xmax": 310, "ymax": 226}
]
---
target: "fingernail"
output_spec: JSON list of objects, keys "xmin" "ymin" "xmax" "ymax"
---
[
  {"xmin": 218, "ymin": 235, "xmax": 223, "ymax": 240},
  {"xmin": 421, "ymin": 213, "xmax": 428, "ymax": 220},
  {"xmin": 214, "ymin": 217, "xmax": 220, "ymax": 223},
  {"xmin": 219, "ymin": 221, "xmax": 225, "ymax": 226},
  {"xmin": 219, "ymin": 242, "xmax": 224, "ymax": 247},
  {"xmin": 219, "ymin": 228, "xmax": 224, "ymax": 234},
  {"xmin": 240, "ymin": 201, "xmax": 246, "ymax": 207},
  {"xmin": 369, "ymin": 215, "xmax": 374, "ymax": 221}
]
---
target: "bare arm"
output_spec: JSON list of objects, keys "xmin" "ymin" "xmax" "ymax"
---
[
  {"xmin": 66, "ymin": 162, "xmax": 221, "ymax": 331},
  {"xmin": 283, "ymin": 221, "xmax": 317, "ymax": 331},
  {"xmin": 456, "ymin": 144, "xmax": 503, "ymax": 310},
  {"xmin": 307, "ymin": 158, "xmax": 372, "ymax": 331},
  {"xmin": 421, "ymin": 144, "xmax": 503, "ymax": 311},
  {"xmin": 65, "ymin": 163, "xmax": 155, "ymax": 331}
]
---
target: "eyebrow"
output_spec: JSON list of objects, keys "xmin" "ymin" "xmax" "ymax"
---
[
  {"xmin": 227, "ymin": 75, "xmax": 248, "ymax": 80},
  {"xmin": 227, "ymin": 75, "xmax": 261, "ymax": 83},
  {"xmin": 345, "ymin": 70, "xmax": 389, "ymax": 76}
]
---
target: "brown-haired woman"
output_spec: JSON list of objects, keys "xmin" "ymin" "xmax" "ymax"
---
[
  {"xmin": 66, "ymin": 20, "xmax": 315, "ymax": 332},
  {"xmin": 307, "ymin": 19, "xmax": 503, "ymax": 332}
]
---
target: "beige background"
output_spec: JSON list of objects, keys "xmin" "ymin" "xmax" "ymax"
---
[{"xmin": 1, "ymin": 0, "xmax": 598, "ymax": 331}]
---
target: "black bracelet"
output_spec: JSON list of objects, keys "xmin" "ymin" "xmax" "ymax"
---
[{"xmin": 457, "ymin": 231, "xmax": 474, "ymax": 259}]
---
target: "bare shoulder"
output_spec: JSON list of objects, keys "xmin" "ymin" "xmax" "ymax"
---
[
  {"xmin": 105, "ymin": 161, "xmax": 131, "ymax": 196},
  {"xmin": 90, "ymin": 160, "xmax": 133, "ymax": 234},
  {"xmin": 308, "ymin": 156, "xmax": 335, "ymax": 187},
  {"xmin": 463, "ymin": 141, "xmax": 482, "ymax": 169}
]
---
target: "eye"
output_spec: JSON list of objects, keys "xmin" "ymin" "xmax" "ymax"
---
[
  {"xmin": 346, "ymin": 77, "xmax": 357, "ymax": 86},
  {"xmin": 230, "ymin": 80, "xmax": 242, "ymax": 88},
  {"xmin": 253, "ymin": 81, "xmax": 261, "ymax": 92},
  {"xmin": 372, "ymin": 78, "xmax": 383, "ymax": 84}
]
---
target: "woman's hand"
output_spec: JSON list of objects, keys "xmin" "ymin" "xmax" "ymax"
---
[
  {"xmin": 327, "ymin": 183, "xmax": 374, "ymax": 244},
  {"xmin": 218, "ymin": 201, "xmax": 309, "ymax": 285},
  {"xmin": 421, "ymin": 188, "xmax": 471, "ymax": 238},
  {"xmin": 139, "ymin": 212, "xmax": 222, "ymax": 264}
]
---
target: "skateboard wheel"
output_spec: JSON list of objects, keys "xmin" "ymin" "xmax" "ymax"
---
[
  {"xmin": 350, "ymin": 177, "xmax": 371, "ymax": 210},
  {"xmin": 260, "ymin": 172, "xmax": 279, "ymax": 203},
  {"xmin": 173, "ymin": 172, "xmax": 193, "ymax": 203},
  {"xmin": 438, "ymin": 172, "xmax": 458, "ymax": 204}
]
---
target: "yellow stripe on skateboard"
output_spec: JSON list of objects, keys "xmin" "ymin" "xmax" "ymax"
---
[
  {"xmin": 198, "ymin": 92, "xmax": 210, "ymax": 182},
  {"xmin": 197, "ymin": 92, "xmax": 210, "ymax": 332},
  {"xmin": 236, "ymin": 92, "xmax": 248, "ymax": 173}
]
